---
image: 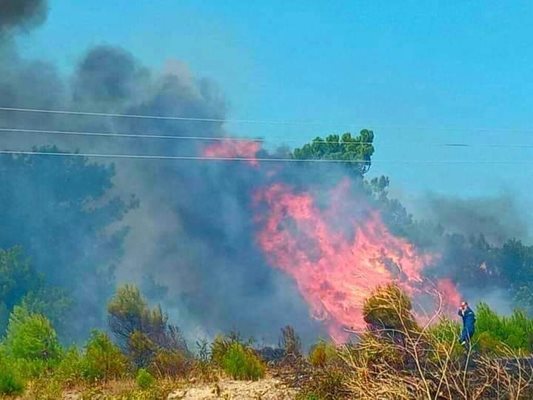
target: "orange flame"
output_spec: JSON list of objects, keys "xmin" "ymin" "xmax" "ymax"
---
[
  {"xmin": 202, "ymin": 139, "xmax": 260, "ymax": 166},
  {"xmin": 254, "ymin": 181, "xmax": 460, "ymax": 342}
]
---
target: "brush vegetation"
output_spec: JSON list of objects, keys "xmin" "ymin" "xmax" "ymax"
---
[
  {"xmin": 0, "ymin": 284, "xmax": 527, "ymax": 399},
  {"xmin": 297, "ymin": 284, "xmax": 533, "ymax": 400}
]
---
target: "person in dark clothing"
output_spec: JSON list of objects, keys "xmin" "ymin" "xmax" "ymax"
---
[{"xmin": 458, "ymin": 301, "xmax": 476, "ymax": 346}]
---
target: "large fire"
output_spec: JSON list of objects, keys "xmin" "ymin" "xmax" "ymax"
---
[
  {"xmin": 202, "ymin": 139, "xmax": 261, "ymax": 166},
  {"xmin": 254, "ymin": 180, "xmax": 460, "ymax": 342},
  {"xmin": 201, "ymin": 140, "xmax": 460, "ymax": 341}
]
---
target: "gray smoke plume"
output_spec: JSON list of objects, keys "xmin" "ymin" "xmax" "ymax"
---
[
  {"xmin": 0, "ymin": 4, "xmax": 325, "ymax": 344},
  {"xmin": 0, "ymin": 0, "xmax": 48, "ymax": 32},
  {"xmin": 420, "ymin": 193, "xmax": 528, "ymax": 246},
  {"xmin": 1, "ymin": 2, "xmax": 526, "ymax": 346}
]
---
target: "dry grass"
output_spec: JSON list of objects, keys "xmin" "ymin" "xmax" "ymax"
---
[{"xmin": 336, "ymin": 285, "xmax": 533, "ymax": 400}]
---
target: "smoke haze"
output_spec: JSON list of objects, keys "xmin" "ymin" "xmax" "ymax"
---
[{"xmin": 1, "ymin": 1, "xmax": 529, "ymax": 346}]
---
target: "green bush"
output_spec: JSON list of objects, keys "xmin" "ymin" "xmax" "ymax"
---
[
  {"xmin": 136, "ymin": 368, "xmax": 155, "ymax": 389},
  {"xmin": 211, "ymin": 332, "xmax": 252, "ymax": 366},
  {"xmin": 149, "ymin": 348, "xmax": 190, "ymax": 378},
  {"xmin": 475, "ymin": 303, "xmax": 533, "ymax": 353},
  {"xmin": 427, "ymin": 318, "xmax": 460, "ymax": 343},
  {"xmin": 309, "ymin": 340, "xmax": 337, "ymax": 368},
  {"xmin": 81, "ymin": 330, "xmax": 129, "ymax": 382},
  {"xmin": 363, "ymin": 284, "xmax": 418, "ymax": 333},
  {"xmin": 296, "ymin": 366, "xmax": 346, "ymax": 400},
  {"xmin": 128, "ymin": 330, "xmax": 157, "ymax": 368},
  {"xmin": 221, "ymin": 342, "xmax": 265, "ymax": 381},
  {"xmin": 24, "ymin": 376, "xmax": 63, "ymax": 400},
  {"xmin": 135, "ymin": 368, "xmax": 155, "ymax": 390},
  {"xmin": 280, "ymin": 325, "xmax": 302, "ymax": 357},
  {"xmin": 211, "ymin": 334, "xmax": 234, "ymax": 366},
  {"xmin": 476, "ymin": 331, "xmax": 506, "ymax": 355},
  {"xmin": 4, "ymin": 305, "xmax": 61, "ymax": 362},
  {"xmin": 0, "ymin": 356, "xmax": 25, "ymax": 395},
  {"xmin": 426, "ymin": 318, "xmax": 463, "ymax": 360},
  {"xmin": 54, "ymin": 347, "xmax": 84, "ymax": 386}
]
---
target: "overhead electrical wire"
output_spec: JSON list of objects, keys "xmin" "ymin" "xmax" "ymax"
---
[
  {"xmin": 2, "ymin": 106, "xmax": 533, "ymax": 133},
  {"xmin": 0, "ymin": 106, "xmax": 314, "ymax": 125},
  {"xmin": 0, "ymin": 150, "xmax": 370, "ymax": 163},
  {"xmin": 3, "ymin": 106, "xmax": 533, "ymax": 163},
  {"xmin": 2, "ymin": 127, "xmax": 533, "ymax": 148},
  {"xmin": 0, "ymin": 127, "xmax": 263, "ymax": 142},
  {"xmin": 1, "ymin": 149, "xmax": 532, "ymax": 164}
]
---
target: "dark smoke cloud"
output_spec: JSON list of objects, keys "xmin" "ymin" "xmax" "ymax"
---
[
  {"xmin": 420, "ymin": 193, "xmax": 528, "ymax": 246},
  {"xmin": 0, "ymin": 0, "xmax": 48, "ymax": 32},
  {"xmin": 73, "ymin": 46, "xmax": 150, "ymax": 107},
  {"xmin": 2, "ymin": 2, "xmax": 525, "ymax": 345},
  {"xmin": 0, "ymin": 19, "xmax": 324, "ymax": 344}
]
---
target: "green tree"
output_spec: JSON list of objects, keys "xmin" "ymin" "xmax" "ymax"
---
[
  {"xmin": 4, "ymin": 305, "xmax": 61, "ymax": 362},
  {"xmin": 0, "ymin": 356, "xmax": 25, "ymax": 396},
  {"xmin": 0, "ymin": 147, "xmax": 136, "ymax": 339},
  {"xmin": 496, "ymin": 239, "xmax": 533, "ymax": 314},
  {"xmin": 107, "ymin": 285, "xmax": 188, "ymax": 367},
  {"xmin": 136, "ymin": 368, "xmax": 155, "ymax": 390},
  {"xmin": 221, "ymin": 342, "xmax": 266, "ymax": 381},
  {"xmin": 0, "ymin": 247, "xmax": 39, "ymax": 332},
  {"xmin": 82, "ymin": 330, "xmax": 128, "ymax": 381},
  {"xmin": 292, "ymin": 130, "xmax": 375, "ymax": 176},
  {"xmin": 475, "ymin": 303, "xmax": 532, "ymax": 353},
  {"xmin": 0, "ymin": 247, "xmax": 70, "ymax": 335}
]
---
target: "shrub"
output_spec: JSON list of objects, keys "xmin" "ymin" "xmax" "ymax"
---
[
  {"xmin": 108, "ymin": 285, "xmax": 188, "ymax": 352},
  {"xmin": 82, "ymin": 330, "xmax": 129, "ymax": 382},
  {"xmin": 0, "ymin": 356, "xmax": 25, "ymax": 395},
  {"xmin": 297, "ymin": 366, "xmax": 347, "ymax": 400},
  {"xmin": 477, "ymin": 331, "xmax": 506, "ymax": 355},
  {"xmin": 54, "ymin": 347, "xmax": 84, "ymax": 386},
  {"xmin": 221, "ymin": 342, "xmax": 265, "ymax": 381},
  {"xmin": 336, "ymin": 290, "xmax": 533, "ymax": 400},
  {"xmin": 194, "ymin": 339, "xmax": 216, "ymax": 382},
  {"xmin": 4, "ymin": 305, "xmax": 61, "ymax": 362},
  {"xmin": 427, "ymin": 318, "xmax": 460, "ymax": 343},
  {"xmin": 309, "ymin": 340, "xmax": 337, "ymax": 368},
  {"xmin": 108, "ymin": 285, "xmax": 150, "ymax": 346},
  {"xmin": 211, "ymin": 334, "xmax": 234, "ymax": 366},
  {"xmin": 136, "ymin": 368, "xmax": 155, "ymax": 390},
  {"xmin": 355, "ymin": 332, "xmax": 404, "ymax": 368},
  {"xmin": 128, "ymin": 331, "xmax": 157, "ymax": 368},
  {"xmin": 23, "ymin": 377, "xmax": 63, "ymax": 400},
  {"xmin": 280, "ymin": 325, "xmax": 302, "ymax": 357},
  {"xmin": 426, "ymin": 318, "xmax": 463, "ymax": 360},
  {"xmin": 149, "ymin": 348, "xmax": 190, "ymax": 378},
  {"xmin": 363, "ymin": 284, "xmax": 418, "ymax": 333},
  {"xmin": 475, "ymin": 303, "xmax": 533, "ymax": 353}
]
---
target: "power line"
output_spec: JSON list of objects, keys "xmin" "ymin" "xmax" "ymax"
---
[
  {"xmin": 0, "ymin": 149, "xmax": 531, "ymax": 164},
  {"xmin": 0, "ymin": 127, "xmax": 372, "ymax": 145},
  {"xmin": 0, "ymin": 125, "xmax": 378, "ymax": 146},
  {"xmin": 0, "ymin": 127, "xmax": 263, "ymax": 143},
  {"xmin": 0, "ymin": 106, "xmax": 321, "ymax": 125},
  {"xmin": 0, "ymin": 150, "xmax": 368, "ymax": 163},
  {"xmin": 2, "ymin": 106, "xmax": 533, "ymax": 133},
  {"xmin": 3, "ymin": 127, "xmax": 533, "ymax": 148}
]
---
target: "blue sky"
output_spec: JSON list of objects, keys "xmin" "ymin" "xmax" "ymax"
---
[{"xmin": 17, "ymin": 0, "xmax": 533, "ymax": 215}]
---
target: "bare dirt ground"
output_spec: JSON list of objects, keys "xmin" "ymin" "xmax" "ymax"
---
[
  {"xmin": 167, "ymin": 377, "xmax": 297, "ymax": 399},
  {"xmin": 59, "ymin": 376, "xmax": 298, "ymax": 400}
]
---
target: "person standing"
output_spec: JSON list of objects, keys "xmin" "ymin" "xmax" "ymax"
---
[{"xmin": 458, "ymin": 301, "xmax": 476, "ymax": 346}]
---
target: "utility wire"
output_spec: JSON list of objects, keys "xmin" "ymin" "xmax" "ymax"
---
[
  {"xmin": 2, "ymin": 106, "xmax": 533, "ymax": 133},
  {"xmin": 3, "ymin": 127, "xmax": 533, "ymax": 148},
  {"xmin": 0, "ymin": 127, "xmax": 263, "ymax": 143},
  {"xmin": 0, "ymin": 150, "xmax": 367, "ymax": 163},
  {"xmin": 0, "ymin": 149, "xmax": 531, "ymax": 164},
  {"xmin": 0, "ymin": 106, "xmax": 315, "ymax": 125}
]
